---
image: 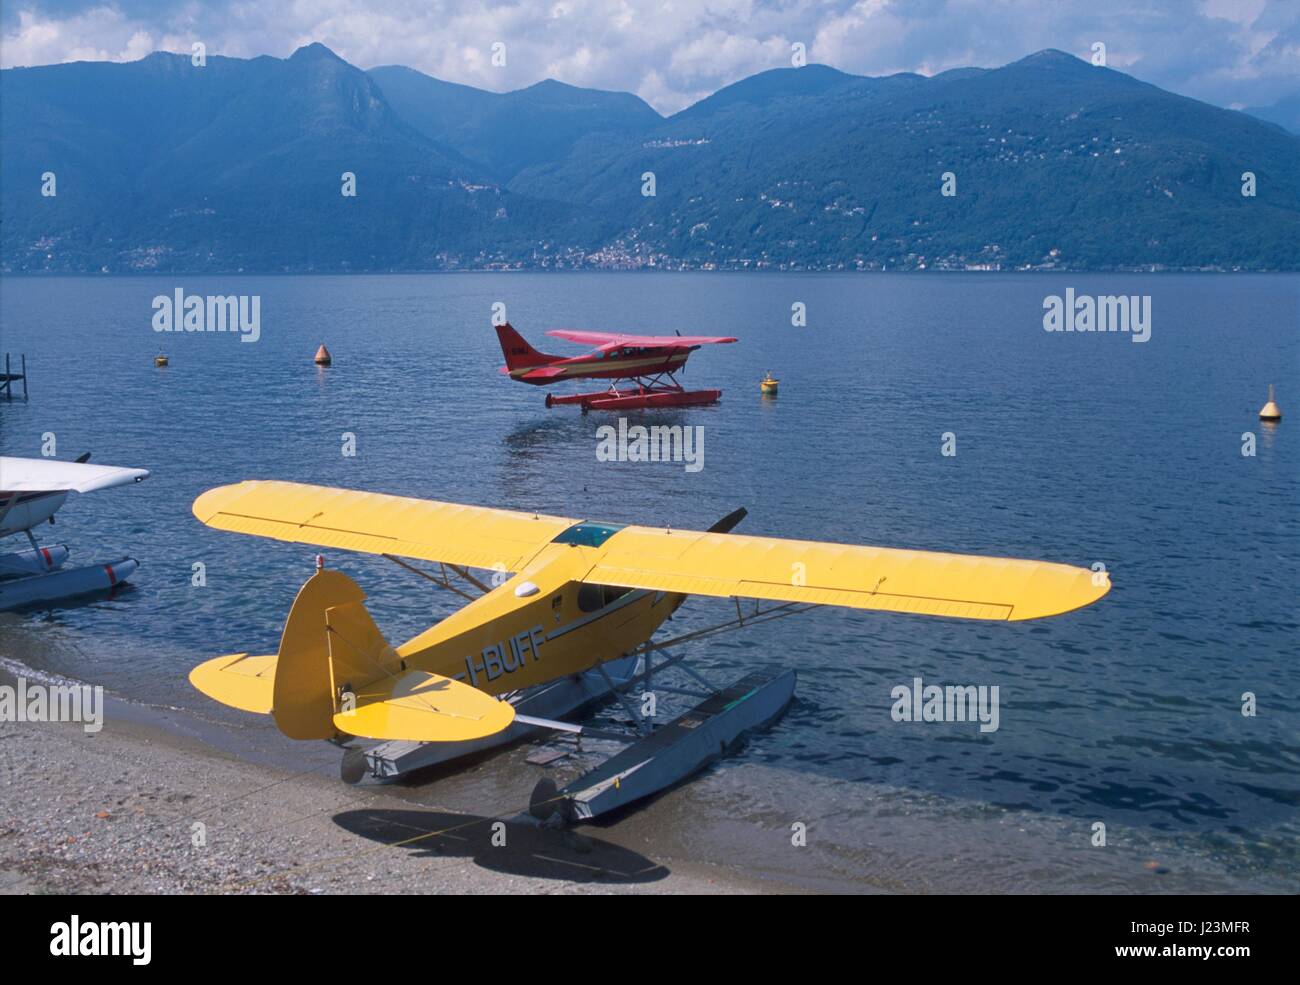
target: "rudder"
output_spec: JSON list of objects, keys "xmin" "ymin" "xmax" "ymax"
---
[
  {"xmin": 272, "ymin": 569, "xmax": 381, "ymax": 739},
  {"xmin": 495, "ymin": 322, "xmax": 560, "ymax": 371}
]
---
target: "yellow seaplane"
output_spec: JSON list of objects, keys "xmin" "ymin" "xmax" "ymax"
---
[{"xmin": 189, "ymin": 480, "xmax": 1109, "ymax": 821}]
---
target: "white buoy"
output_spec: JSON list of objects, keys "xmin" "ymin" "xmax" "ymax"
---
[{"xmin": 1259, "ymin": 384, "xmax": 1282, "ymax": 421}]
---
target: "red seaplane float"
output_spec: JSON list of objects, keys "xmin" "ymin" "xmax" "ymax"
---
[{"xmin": 495, "ymin": 323, "xmax": 736, "ymax": 411}]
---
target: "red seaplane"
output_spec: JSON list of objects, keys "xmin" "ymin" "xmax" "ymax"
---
[{"xmin": 495, "ymin": 323, "xmax": 737, "ymax": 411}]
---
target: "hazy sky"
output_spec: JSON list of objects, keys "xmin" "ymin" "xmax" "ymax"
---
[{"xmin": 2, "ymin": 0, "xmax": 1296, "ymax": 114}]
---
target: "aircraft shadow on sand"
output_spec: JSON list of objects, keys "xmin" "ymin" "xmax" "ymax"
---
[{"xmin": 332, "ymin": 808, "xmax": 670, "ymax": 884}]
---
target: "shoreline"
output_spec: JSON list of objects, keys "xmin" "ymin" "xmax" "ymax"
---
[
  {"xmin": 3, "ymin": 269, "xmax": 1294, "ymax": 278},
  {"xmin": 3, "ymin": 660, "xmax": 1294, "ymax": 896},
  {"xmin": 0, "ymin": 665, "xmax": 807, "ymax": 895}
]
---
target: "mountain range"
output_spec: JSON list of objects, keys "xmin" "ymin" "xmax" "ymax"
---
[{"xmin": 3, "ymin": 43, "xmax": 1297, "ymax": 273}]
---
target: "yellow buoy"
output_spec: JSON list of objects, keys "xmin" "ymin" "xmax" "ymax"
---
[
  {"xmin": 314, "ymin": 344, "xmax": 332, "ymax": 366},
  {"xmin": 154, "ymin": 353, "xmax": 169, "ymax": 367},
  {"xmin": 760, "ymin": 372, "xmax": 779, "ymax": 396},
  {"xmin": 1259, "ymin": 384, "xmax": 1281, "ymax": 421}
]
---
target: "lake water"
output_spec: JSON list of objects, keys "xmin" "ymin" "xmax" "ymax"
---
[{"xmin": 1, "ymin": 271, "xmax": 1296, "ymax": 892}]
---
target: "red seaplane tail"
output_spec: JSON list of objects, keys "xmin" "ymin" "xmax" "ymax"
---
[{"xmin": 496, "ymin": 322, "xmax": 561, "ymax": 373}]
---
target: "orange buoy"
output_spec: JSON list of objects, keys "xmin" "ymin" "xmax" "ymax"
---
[
  {"xmin": 1259, "ymin": 384, "xmax": 1281, "ymax": 421},
  {"xmin": 314, "ymin": 344, "xmax": 332, "ymax": 366}
]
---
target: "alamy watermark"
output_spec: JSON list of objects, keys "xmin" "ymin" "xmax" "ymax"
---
[
  {"xmin": 152, "ymin": 288, "xmax": 261, "ymax": 342},
  {"xmin": 890, "ymin": 675, "xmax": 999, "ymax": 732},
  {"xmin": 0, "ymin": 677, "xmax": 104, "ymax": 733},
  {"xmin": 596, "ymin": 418, "xmax": 704, "ymax": 473},
  {"xmin": 50, "ymin": 915, "xmax": 150, "ymax": 965},
  {"xmin": 1043, "ymin": 288, "xmax": 1150, "ymax": 342}
]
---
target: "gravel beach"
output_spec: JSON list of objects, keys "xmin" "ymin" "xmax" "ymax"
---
[{"xmin": 0, "ymin": 669, "xmax": 790, "ymax": 895}]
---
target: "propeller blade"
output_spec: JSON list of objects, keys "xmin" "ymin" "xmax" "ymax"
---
[{"xmin": 706, "ymin": 507, "xmax": 748, "ymax": 534}]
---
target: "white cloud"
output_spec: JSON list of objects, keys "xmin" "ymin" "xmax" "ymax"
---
[
  {"xmin": 3, "ymin": 7, "xmax": 161, "ymax": 66},
  {"xmin": 0, "ymin": 0, "xmax": 1295, "ymax": 113},
  {"xmin": 668, "ymin": 31, "xmax": 791, "ymax": 83}
]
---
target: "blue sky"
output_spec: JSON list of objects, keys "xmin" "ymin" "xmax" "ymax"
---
[{"xmin": 2, "ymin": 0, "xmax": 1296, "ymax": 114}]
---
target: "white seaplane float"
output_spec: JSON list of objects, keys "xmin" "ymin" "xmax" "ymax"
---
[{"xmin": 0, "ymin": 455, "xmax": 149, "ymax": 610}]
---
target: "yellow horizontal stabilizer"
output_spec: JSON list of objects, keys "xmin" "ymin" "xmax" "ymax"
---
[
  {"xmin": 188, "ymin": 652, "xmax": 277, "ymax": 714},
  {"xmin": 587, "ymin": 527, "xmax": 1109, "ymax": 621},
  {"xmin": 193, "ymin": 481, "xmax": 575, "ymax": 572},
  {"xmin": 333, "ymin": 669, "xmax": 515, "ymax": 743}
]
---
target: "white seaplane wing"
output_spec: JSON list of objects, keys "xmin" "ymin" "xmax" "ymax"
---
[{"xmin": 0, "ymin": 456, "xmax": 150, "ymax": 494}]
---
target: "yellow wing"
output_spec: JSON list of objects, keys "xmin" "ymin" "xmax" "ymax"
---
[
  {"xmin": 192, "ymin": 481, "xmax": 1108, "ymax": 621},
  {"xmin": 585, "ymin": 527, "xmax": 1108, "ymax": 621},
  {"xmin": 192, "ymin": 480, "xmax": 575, "ymax": 572}
]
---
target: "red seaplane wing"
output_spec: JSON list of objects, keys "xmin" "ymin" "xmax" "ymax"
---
[{"xmin": 546, "ymin": 329, "xmax": 738, "ymax": 349}]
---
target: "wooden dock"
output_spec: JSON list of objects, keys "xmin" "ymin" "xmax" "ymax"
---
[{"xmin": 1, "ymin": 354, "xmax": 28, "ymax": 400}]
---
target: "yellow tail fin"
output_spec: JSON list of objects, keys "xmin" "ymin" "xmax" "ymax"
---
[
  {"xmin": 191, "ymin": 568, "xmax": 515, "ymax": 744},
  {"xmin": 273, "ymin": 569, "xmax": 365, "ymax": 738}
]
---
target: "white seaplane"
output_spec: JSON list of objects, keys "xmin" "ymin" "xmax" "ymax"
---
[{"xmin": 0, "ymin": 455, "xmax": 149, "ymax": 610}]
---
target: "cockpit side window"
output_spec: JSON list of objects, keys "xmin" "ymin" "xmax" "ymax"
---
[{"xmin": 577, "ymin": 583, "xmax": 632, "ymax": 613}]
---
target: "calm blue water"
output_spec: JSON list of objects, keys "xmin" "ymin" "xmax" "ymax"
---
[{"xmin": 1, "ymin": 272, "xmax": 1296, "ymax": 891}]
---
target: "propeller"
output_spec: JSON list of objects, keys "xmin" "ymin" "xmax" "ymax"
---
[{"xmin": 706, "ymin": 507, "xmax": 748, "ymax": 534}]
